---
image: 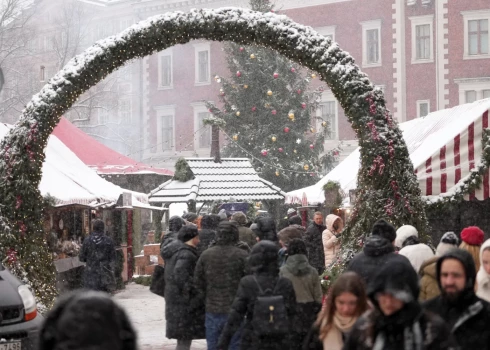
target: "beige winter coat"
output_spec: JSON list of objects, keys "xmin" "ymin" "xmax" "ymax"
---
[{"xmin": 322, "ymin": 214, "xmax": 344, "ymax": 267}]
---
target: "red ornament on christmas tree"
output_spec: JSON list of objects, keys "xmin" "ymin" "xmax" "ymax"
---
[
  {"xmin": 236, "ymin": 71, "xmax": 241, "ymax": 77},
  {"xmin": 273, "ymin": 72, "xmax": 279, "ymax": 79},
  {"xmin": 301, "ymin": 103, "xmax": 306, "ymax": 109},
  {"xmin": 278, "ymin": 147, "xmax": 284, "ymax": 153},
  {"xmin": 297, "ymin": 89, "xmax": 302, "ymax": 95},
  {"xmin": 284, "ymin": 127, "xmax": 290, "ymax": 133},
  {"xmin": 271, "ymin": 110, "xmax": 277, "ymax": 115},
  {"xmin": 261, "ymin": 150, "xmax": 268, "ymax": 156},
  {"xmin": 239, "ymin": 47, "xmax": 244, "ymax": 52},
  {"xmin": 309, "ymin": 144, "xmax": 314, "ymax": 149},
  {"xmin": 252, "ymin": 106, "xmax": 257, "ymax": 112},
  {"xmin": 291, "ymin": 67, "xmax": 296, "ymax": 73}
]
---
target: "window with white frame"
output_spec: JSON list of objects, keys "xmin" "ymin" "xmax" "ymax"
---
[
  {"xmin": 119, "ymin": 98, "xmax": 132, "ymax": 123},
  {"xmin": 40, "ymin": 66, "xmax": 45, "ymax": 82},
  {"xmin": 197, "ymin": 111, "xmax": 211, "ymax": 148},
  {"xmin": 465, "ymin": 90, "xmax": 477, "ymax": 103},
  {"xmin": 409, "ymin": 15, "xmax": 434, "ymax": 63},
  {"xmin": 160, "ymin": 115, "xmax": 174, "ymax": 151},
  {"xmin": 194, "ymin": 43, "xmax": 211, "ymax": 85},
  {"xmin": 361, "ymin": 20, "xmax": 382, "ymax": 67},
  {"xmin": 462, "ymin": 10, "xmax": 490, "ymax": 60},
  {"xmin": 417, "ymin": 100, "xmax": 430, "ymax": 118},
  {"xmin": 455, "ymin": 78, "xmax": 490, "ymax": 104},
  {"xmin": 155, "ymin": 106, "xmax": 175, "ymax": 152},
  {"xmin": 315, "ymin": 25, "xmax": 336, "ymax": 42},
  {"xmin": 318, "ymin": 100, "xmax": 338, "ymax": 140},
  {"xmin": 158, "ymin": 51, "xmax": 173, "ymax": 88}
]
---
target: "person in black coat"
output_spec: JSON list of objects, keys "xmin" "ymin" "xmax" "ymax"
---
[
  {"xmin": 161, "ymin": 215, "xmax": 185, "ymax": 249},
  {"xmin": 161, "ymin": 226, "xmax": 205, "ymax": 350},
  {"xmin": 303, "ymin": 212, "xmax": 326, "ymax": 274},
  {"xmin": 39, "ymin": 290, "xmax": 136, "ymax": 350},
  {"xmin": 423, "ymin": 248, "xmax": 490, "ymax": 349},
  {"xmin": 347, "ymin": 219, "xmax": 412, "ymax": 287},
  {"xmin": 344, "ymin": 260, "xmax": 455, "ymax": 350},
  {"xmin": 218, "ymin": 241, "xmax": 296, "ymax": 350},
  {"xmin": 196, "ymin": 214, "xmax": 220, "ymax": 255},
  {"xmin": 79, "ymin": 219, "xmax": 116, "ymax": 292},
  {"xmin": 255, "ymin": 216, "xmax": 278, "ymax": 242},
  {"xmin": 194, "ymin": 221, "xmax": 249, "ymax": 350}
]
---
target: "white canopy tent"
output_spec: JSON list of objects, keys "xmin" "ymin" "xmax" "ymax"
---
[{"xmin": 286, "ymin": 99, "xmax": 490, "ymax": 206}]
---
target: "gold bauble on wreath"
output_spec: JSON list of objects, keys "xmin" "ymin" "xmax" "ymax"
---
[
  {"xmin": 232, "ymin": 134, "xmax": 238, "ymax": 141},
  {"xmin": 267, "ymin": 90, "xmax": 273, "ymax": 96},
  {"xmin": 303, "ymin": 164, "xmax": 310, "ymax": 171}
]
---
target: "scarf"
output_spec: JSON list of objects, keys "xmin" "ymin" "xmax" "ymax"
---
[{"xmin": 322, "ymin": 313, "xmax": 357, "ymax": 350}]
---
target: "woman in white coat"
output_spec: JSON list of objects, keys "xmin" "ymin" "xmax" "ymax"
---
[
  {"xmin": 322, "ymin": 214, "xmax": 344, "ymax": 268},
  {"xmin": 477, "ymin": 238, "xmax": 490, "ymax": 302}
]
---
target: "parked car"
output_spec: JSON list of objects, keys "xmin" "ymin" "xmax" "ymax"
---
[{"xmin": 0, "ymin": 262, "xmax": 44, "ymax": 350}]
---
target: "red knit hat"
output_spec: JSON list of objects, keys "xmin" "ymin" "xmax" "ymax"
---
[{"xmin": 460, "ymin": 226, "xmax": 484, "ymax": 246}]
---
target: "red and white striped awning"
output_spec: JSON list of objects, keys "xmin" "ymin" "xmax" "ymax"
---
[{"xmin": 286, "ymin": 99, "xmax": 490, "ymax": 205}]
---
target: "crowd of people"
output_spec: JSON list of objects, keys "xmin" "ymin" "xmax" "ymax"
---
[{"xmin": 41, "ymin": 210, "xmax": 490, "ymax": 350}]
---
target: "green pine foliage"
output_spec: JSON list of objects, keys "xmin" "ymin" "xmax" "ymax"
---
[{"xmin": 206, "ymin": 1, "xmax": 329, "ymax": 192}]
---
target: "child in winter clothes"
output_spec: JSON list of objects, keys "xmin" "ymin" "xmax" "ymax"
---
[
  {"xmin": 322, "ymin": 214, "xmax": 343, "ymax": 267},
  {"xmin": 477, "ymin": 238, "xmax": 490, "ymax": 302}
]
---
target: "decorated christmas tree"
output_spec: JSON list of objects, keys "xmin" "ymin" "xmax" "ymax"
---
[{"xmin": 206, "ymin": 0, "xmax": 340, "ymax": 192}]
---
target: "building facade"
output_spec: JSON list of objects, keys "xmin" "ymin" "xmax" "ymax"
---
[{"xmin": 2, "ymin": 0, "xmax": 489, "ymax": 171}]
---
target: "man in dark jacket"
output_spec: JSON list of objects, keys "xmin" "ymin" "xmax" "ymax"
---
[
  {"xmin": 79, "ymin": 219, "xmax": 116, "ymax": 292},
  {"xmin": 303, "ymin": 212, "xmax": 326, "ymax": 274},
  {"xmin": 423, "ymin": 248, "xmax": 490, "ymax": 349},
  {"xmin": 344, "ymin": 260, "xmax": 455, "ymax": 350},
  {"xmin": 161, "ymin": 215, "xmax": 184, "ymax": 249},
  {"xmin": 39, "ymin": 290, "xmax": 136, "ymax": 350},
  {"xmin": 161, "ymin": 226, "xmax": 204, "ymax": 350},
  {"xmin": 231, "ymin": 211, "xmax": 257, "ymax": 248},
  {"xmin": 218, "ymin": 241, "xmax": 296, "ymax": 350},
  {"xmin": 194, "ymin": 221, "xmax": 248, "ymax": 350},
  {"xmin": 196, "ymin": 214, "xmax": 220, "ymax": 255},
  {"xmin": 255, "ymin": 216, "xmax": 278, "ymax": 242},
  {"xmin": 347, "ymin": 219, "xmax": 411, "ymax": 287}
]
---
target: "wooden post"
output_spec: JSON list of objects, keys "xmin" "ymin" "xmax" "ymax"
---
[{"xmin": 210, "ymin": 124, "xmax": 221, "ymax": 163}]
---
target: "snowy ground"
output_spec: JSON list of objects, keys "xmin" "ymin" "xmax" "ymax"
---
[{"xmin": 114, "ymin": 283, "xmax": 207, "ymax": 350}]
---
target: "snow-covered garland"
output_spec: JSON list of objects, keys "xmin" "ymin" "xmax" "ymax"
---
[
  {"xmin": 0, "ymin": 7, "xmax": 428, "ymax": 304},
  {"xmin": 426, "ymin": 128, "xmax": 490, "ymax": 209}
]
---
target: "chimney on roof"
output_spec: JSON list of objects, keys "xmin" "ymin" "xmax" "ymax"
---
[{"xmin": 210, "ymin": 124, "xmax": 221, "ymax": 163}]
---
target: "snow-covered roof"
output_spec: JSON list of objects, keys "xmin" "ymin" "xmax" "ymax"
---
[
  {"xmin": 149, "ymin": 158, "xmax": 286, "ymax": 203},
  {"xmin": 0, "ymin": 123, "xmax": 149, "ymax": 207},
  {"xmin": 287, "ymin": 98, "xmax": 490, "ymax": 205}
]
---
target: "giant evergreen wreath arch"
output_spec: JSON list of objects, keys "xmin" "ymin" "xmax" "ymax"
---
[{"xmin": 0, "ymin": 7, "xmax": 428, "ymax": 305}]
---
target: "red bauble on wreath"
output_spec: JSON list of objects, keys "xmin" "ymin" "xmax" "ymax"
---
[
  {"xmin": 236, "ymin": 71, "xmax": 241, "ymax": 77},
  {"xmin": 278, "ymin": 147, "xmax": 284, "ymax": 153},
  {"xmin": 273, "ymin": 72, "xmax": 279, "ymax": 79},
  {"xmin": 284, "ymin": 127, "xmax": 290, "ymax": 133},
  {"xmin": 261, "ymin": 150, "xmax": 268, "ymax": 156}
]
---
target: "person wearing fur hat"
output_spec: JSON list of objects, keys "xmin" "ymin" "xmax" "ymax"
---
[
  {"xmin": 231, "ymin": 211, "xmax": 257, "ymax": 248},
  {"xmin": 476, "ymin": 238, "xmax": 490, "ymax": 302},
  {"xmin": 460, "ymin": 226, "xmax": 485, "ymax": 271},
  {"xmin": 436, "ymin": 232, "xmax": 460, "ymax": 256},
  {"xmin": 347, "ymin": 219, "xmax": 412, "ymax": 287},
  {"xmin": 161, "ymin": 226, "xmax": 205, "ymax": 349},
  {"xmin": 396, "ymin": 225, "xmax": 434, "ymax": 273},
  {"xmin": 423, "ymin": 248, "xmax": 490, "ymax": 349},
  {"xmin": 322, "ymin": 214, "xmax": 344, "ymax": 268},
  {"xmin": 344, "ymin": 260, "xmax": 455, "ymax": 350},
  {"xmin": 419, "ymin": 232, "xmax": 460, "ymax": 301}
]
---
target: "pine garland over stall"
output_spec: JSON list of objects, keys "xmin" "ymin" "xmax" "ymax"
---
[{"xmin": 0, "ymin": 7, "xmax": 428, "ymax": 305}]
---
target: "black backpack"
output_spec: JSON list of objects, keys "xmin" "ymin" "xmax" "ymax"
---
[{"xmin": 251, "ymin": 276, "xmax": 289, "ymax": 337}]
